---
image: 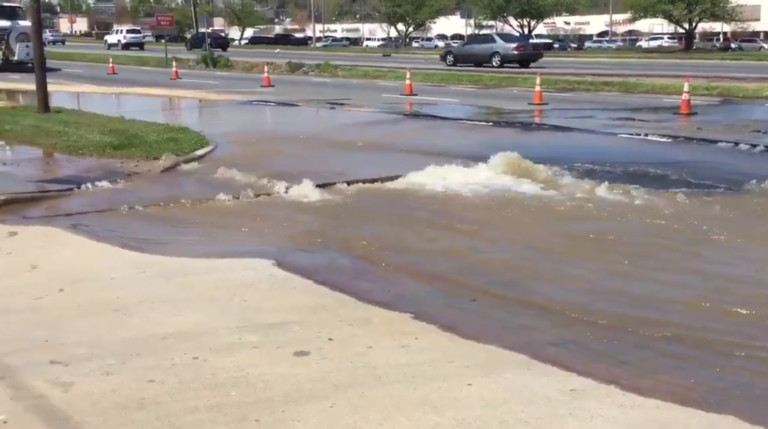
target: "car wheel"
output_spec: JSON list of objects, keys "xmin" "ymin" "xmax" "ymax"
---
[
  {"xmin": 517, "ymin": 60, "xmax": 532, "ymax": 69},
  {"xmin": 105, "ymin": 41, "xmax": 110, "ymax": 50},
  {"xmin": 139, "ymin": 44, "xmax": 145, "ymax": 51},
  {"xmin": 490, "ymin": 52, "xmax": 503, "ymax": 68},
  {"xmin": 118, "ymin": 41, "xmax": 124, "ymax": 50},
  {"xmin": 221, "ymin": 47, "xmax": 228, "ymax": 52},
  {"xmin": 62, "ymin": 41, "xmax": 66, "ymax": 46},
  {"xmin": 760, "ymin": 47, "xmax": 765, "ymax": 51},
  {"xmin": 444, "ymin": 51, "xmax": 456, "ymax": 66},
  {"xmin": 185, "ymin": 43, "xmax": 192, "ymax": 51}
]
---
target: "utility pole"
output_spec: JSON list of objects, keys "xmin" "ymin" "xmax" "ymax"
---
[
  {"xmin": 310, "ymin": 0, "xmax": 316, "ymax": 46},
  {"xmin": 191, "ymin": 0, "xmax": 199, "ymax": 33},
  {"xmin": 608, "ymin": 0, "xmax": 613, "ymax": 40},
  {"xmin": 30, "ymin": 0, "xmax": 50, "ymax": 113}
]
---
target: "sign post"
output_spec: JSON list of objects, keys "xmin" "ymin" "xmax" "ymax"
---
[{"xmin": 155, "ymin": 14, "xmax": 175, "ymax": 66}]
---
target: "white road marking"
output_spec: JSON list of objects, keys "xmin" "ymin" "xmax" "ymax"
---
[
  {"xmin": 140, "ymin": 67, "xmax": 153, "ymax": 70},
  {"xmin": 61, "ymin": 68, "xmax": 83, "ymax": 73},
  {"xmin": 452, "ymin": 87, "xmax": 476, "ymax": 91},
  {"xmin": 178, "ymin": 79, "xmax": 219, "ymax": 84},
  {"xmin": 544, "ymin": 92, "xmax": 573, "ymax": 96},
  {"xmin": 312, "ymin": 78, "xmax": 333, "ymax": 82},
  {"xmin": 382, "ymin": 94, "xmax": 459, "ymax": 102},
  {"xmin": 377, "ymin": 82, "xmax": 398, "ymax": 86}
]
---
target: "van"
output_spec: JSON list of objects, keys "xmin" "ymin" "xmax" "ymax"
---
[{"xmin": 362, "ymin": 37, "xmax": 386, "ymax": 48}]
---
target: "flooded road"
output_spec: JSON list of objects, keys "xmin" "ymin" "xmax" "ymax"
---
[{"xmin": 3, "ymin": 92, "xmax": 768, "ymax": 426}]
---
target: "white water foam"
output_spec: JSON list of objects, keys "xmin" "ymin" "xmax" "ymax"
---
[
  {"xmin": 383, "ymin": 152, "xmax": 642, "ymax": 202},
  {"xmin": 213, "ymin": 167, "xmax": 333, "ymax": 203}
]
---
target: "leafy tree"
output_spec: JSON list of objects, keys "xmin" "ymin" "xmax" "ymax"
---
[
  {"xmin": 114, "ymin": 0, "xmax": 132, "ymax": 23},
  {"xmin": 130, "ymin": 0, "xmax": 155, "ymax": 19},
  {"xmin": 372, "ymin": 0, "xmax": 452, "ymax": 44},
  {"xmin": 223, "ymin": 0, "xmax": 265, "ymax": 42},
  {"xmin": 58, "ymin": 0, "xmax": 89, "ymax": 14},
  {"xmin": 474, "ymin": 0, "xmax": 579, "ymax": 35},
  {"xmin": 625, "ymin": 0, "xmax": 738, "ymax": 50},
  {"xmin": 41, "ymin": 1, "xmax": 58, "ymax": 15}
]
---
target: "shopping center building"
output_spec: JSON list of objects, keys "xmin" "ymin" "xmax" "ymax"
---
[{"xmin": 317, "ymin": 1, "xmax": 768, "ymax": 40}]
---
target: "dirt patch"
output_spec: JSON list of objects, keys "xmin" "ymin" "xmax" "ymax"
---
[{"xmin": 0, "ymin": 82, "xmax": 247, "ymax": 101}]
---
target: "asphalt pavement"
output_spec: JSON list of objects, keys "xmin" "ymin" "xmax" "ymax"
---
[
  {"xmin": 51, "ymin": 42, "xmax": 765, "ymax": 79},
  {"xmin": 1, "ymin": 60, "xmax": 724, "ymax": 113}
]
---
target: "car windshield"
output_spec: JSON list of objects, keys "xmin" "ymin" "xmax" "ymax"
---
[
  {"xmin": 496, "ymin": 33, "xmax": 523, "ymax": 44},
  {"xmin": 0, "ymin": 5, "xmax": 24, "ymax": 20},
  {"xmin": 126, "ymin": 29, "xmax": 142, "ymax": 34}
]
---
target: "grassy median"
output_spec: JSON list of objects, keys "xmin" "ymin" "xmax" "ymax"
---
[
  {"xmin": 0, "ymin": 105, "xmax": 209, "ymax": 159},
  {"xmin": 45, "ymin": 50, "xmax": 768, "ymax": 98},
  {"xmin": 65, "ymin": 37, "xmax": 768, "ymax": 61}
]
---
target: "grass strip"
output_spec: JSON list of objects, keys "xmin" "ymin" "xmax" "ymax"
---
[
  {"xmin": 0, "ymin": 105, "xmax": 209, "ymax": 159},
  {"xmin": 44, "ymin": 50, "xmax": 768, "ymax": 98},
  {"xmin": 63, "ymin": 38, "xmax": 768, "ymax": 61}
]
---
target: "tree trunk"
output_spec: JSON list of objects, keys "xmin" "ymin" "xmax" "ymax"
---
[
  {"xmin": 30, "ymin": 0, "xmax": 50, "ymax": 114},
  {"xmin": 684, "ymin": 30, "xmax": 695, "ymax": 51}
]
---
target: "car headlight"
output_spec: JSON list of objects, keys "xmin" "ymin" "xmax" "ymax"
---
[{"xmin": 15, "ymin": 32, "xmax": 31, "ymax": 43}]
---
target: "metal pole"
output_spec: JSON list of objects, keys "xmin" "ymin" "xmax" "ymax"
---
[
  {"xmin": 310, "ymin": 0, "xmax": 315, "ymax": 46},
  {"xmin": 321, "ymin": 0, "xmax": 324, "ymax": 37},
  {"xmin": 608, "ymin": 0, "xmax": 613, "ymax": 40}
]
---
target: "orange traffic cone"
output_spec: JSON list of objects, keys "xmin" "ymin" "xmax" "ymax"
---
[
  {"xmin": 401, "ymin": 68, "xmax": 417, "ymax": 96},
  {"xmin": 675, "ymin": 77, "xmax": 696, "ymax": 116},
  {"xmin": 169, "ymin": 59, "xmax": 181, "ymax": 80},
  {"xmin": 260, "ymin": 63, "xmax": 274, "ymax": 88},
  {"xmin": 528, "ymin": 72, "xmax": 547, "ymax": 106},
  {"xmin": 107, "ymin": 57, "xmax": 117, "ymax": 75}
]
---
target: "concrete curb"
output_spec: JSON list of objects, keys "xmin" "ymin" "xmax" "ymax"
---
[
  {"xmin": 0, "ymin": 143, "xmax": 218, "ymax": 210},
  {"xmin": 159, "ymin": 143, "xmax": 218, "ymax": 173}
]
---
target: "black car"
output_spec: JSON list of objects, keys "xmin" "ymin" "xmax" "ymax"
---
[
  {"xmin": 164, "ymin": 34, "xmax": 188, "ymax": 43},
  {"xmin": 185, "ymin": 32, "xmax": 230, "ymax": 52}
]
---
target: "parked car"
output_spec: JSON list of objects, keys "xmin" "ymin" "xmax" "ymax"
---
[
  {"xmin": 248, "ymin": 35, "xmax": 273, "ymax": 45},
  {"xmin": 378, "ymin": 40, "xmax": 402, "ymax": 49},
  {"xmin": 735, "ymin": 38, "xmax": 768, "ymax": 51},
  {"xmin": 583, "ymin": 39, "xmax": 621, "ymax": 49},
  {"xmin": 414, "ymin": 37, "xmax": 445, "ymax": 49},
  {"xmin": 696, "ymin": 36, "xmax": 733, "ymax": 51},
  {"xmin": 164, "ymin": 34, "xmax": 187, "ymax": 43},
  {"xmin": 185, "ymin": 31, "xmax": 230, "ymax": 51},
  {"xmin": 272, "ymin": 33, "xmax": 310, "ymax": 46},
  {"xmin": 363, "ymin": 36, "xmax": 387, "ymax": 48},
  {"xmin": 522, "ymin": 34, "xmax": 555, "ymax": 51},
  {"xmin": 42, "ymin": 29, "xmax": 66, "ymax": 46},
  {"xmin": 636, "ymin": 35, "xmax": 679, "ymax": 49},
  {"xmin": 104, "ymin": 26, "xmax": 145, "ymax": 50},
  {"xmin": 316, "ymin": 37, "xmax": 350, "ymax": 47},
  {"xmin": 439, "ymin": 32, "xmax": 544, "ymax": 68}
]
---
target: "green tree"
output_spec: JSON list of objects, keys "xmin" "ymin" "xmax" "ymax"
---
[
  {"xmin": 372, "ymin": 0, "xmax": 451, "ymax": 44},
  {"xmin": 223, "ymin": 0, "xmax": 265, "ymax": 42},
  {"xmin": 172, "ymin": 1, "xmax": 212, "ymax": 35},
  {"xmin": 41, "ymin": 1, "xmax": 58, "ymax": 15},
  {"xmin": 130, "ymin": 0, "xmax": 155, "ymax": 19},
  {"xmin": 58, "ymin": 0, "xmax": 89, "ymax": 14},
  {"xmin": 625, "ymin": 0, "xmax": 738, "ymax": 51},
  {"xmin": 474, "ymin": 0, "xmax": 579, "ymax": 35}
]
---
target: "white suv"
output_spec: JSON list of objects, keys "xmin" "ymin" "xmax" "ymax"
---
[
  {"xmin": 637, "ymin": 35, "xmax": 678, "ymax": 49},
  {"xmin": 362, "ymin": 37, "xmax": 386, "ymax": 48},
  {"xmin": 104, "ymin": 26, "xmax": 145, "ymax": 50}
]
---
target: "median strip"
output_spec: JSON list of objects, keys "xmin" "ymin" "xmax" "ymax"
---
[{"xmin": 44, "ymin": 50, "xmax": 768, "ymax": 98}]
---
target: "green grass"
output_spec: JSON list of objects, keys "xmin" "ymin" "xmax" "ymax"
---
[
  {"xmin": 63, "ymin": 37, "xmax": 768, "ymax": 61},
  {"xmin": 43, "ymin": 50, "xmax": 768, "ymax": 98},
  {"xmin": 0, "ymin": 105, "xmax": 209, "ymax": 159}
]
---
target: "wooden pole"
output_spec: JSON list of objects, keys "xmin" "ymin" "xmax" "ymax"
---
[{"xmin": 30, "ymin": 0, "xmax": 50, "ymax": 113}]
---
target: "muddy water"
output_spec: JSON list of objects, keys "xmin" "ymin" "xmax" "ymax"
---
[{"xmin": 4, "ymin": 92, "xmax": 768, "ymax": 426}]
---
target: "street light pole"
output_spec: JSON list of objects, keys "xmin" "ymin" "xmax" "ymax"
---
[
  {"xmin": 310, "ymin": 0, "xmax": 315, "ymax": 46},
  {"xmin": 608, "ymin": 0, "xmax": 613, "ymax": 40}
]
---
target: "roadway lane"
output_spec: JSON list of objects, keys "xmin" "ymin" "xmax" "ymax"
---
[
  {"xmin": 1, "ymin": 60, "xmax": 723, "ymax": 112},
  {"xmin": 54, "ymin": 42, "xmax": 764, "ymax": 79}
]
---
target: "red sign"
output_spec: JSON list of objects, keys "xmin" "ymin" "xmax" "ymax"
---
[
  {"xmin": 155, "ymin": 14, "xmax": 175, "ymax": 28},
  {"xmin": 68, "ymin": 15, "xmax": 76, "ymax": 24}
]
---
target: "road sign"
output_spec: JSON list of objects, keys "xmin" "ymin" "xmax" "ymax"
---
[
  {"xmin": 155, "ymin": 14, "xmax": 175, "ymax": 28},
  {"xmin": 68, "ymin": 15, "xmax": 76, "ymax": 24}
]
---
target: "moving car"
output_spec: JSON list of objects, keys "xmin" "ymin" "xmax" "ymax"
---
[
  {"xmin": 42, "ymin": 29, "xmax": 66, "ymax": 46},
  {"xmin": 185, "ymin": 31, "xmax": 230, "ymax": 52},
  {"xmin": 583, "ymin": 38, "xmax": 621, "ymax": 49},
  {"xmin": 104, "ymin": 26, "xmax": 144, "ymax": 50},
  {"xmin": 0, "ymin": 2, "xmax": 34, "ymax": 67},
  {"xmin": 439, "ymin": 32, "xmax": 544, "ymax": 69}
]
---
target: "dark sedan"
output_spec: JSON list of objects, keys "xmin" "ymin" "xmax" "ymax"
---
[
  {"xmin": 185, "ymin": 32, "xmax": 230, "ymax": 52},
  {"xmin": 439, "ymin": 32, "xmax": 544, "ymax": 68}
]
